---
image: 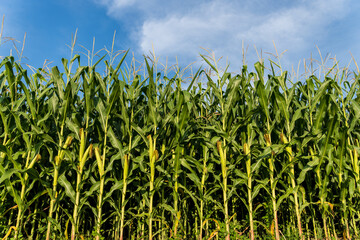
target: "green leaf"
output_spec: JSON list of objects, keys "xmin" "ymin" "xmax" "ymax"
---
[
  {"xmin": 96, "ymin": 99, "xmax": 107, "ymax": 130},
  {"xmin": 297, "ymin": 158, "xmax": 319, "ymax": 185},
  {"xmin": 58, "ymin": 174, "xmax": 76, "ymax": 204},
  {"xmin": 51, "ymin": 66, "xmax": 65, "ymax": 100}
]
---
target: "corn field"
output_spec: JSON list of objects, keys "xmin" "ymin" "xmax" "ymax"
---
[{"xmin": 1, "ymin": 50, "xmax": 360, "ymax": 240}]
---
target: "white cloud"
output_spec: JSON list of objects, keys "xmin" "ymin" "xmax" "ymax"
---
[
  {"xmin": 95, "ymin": 0, "xmax": 351, "ymax": 69},
  {"xmin": 93, "ymin": 0, "xmax": 138, "ymax": 15}
]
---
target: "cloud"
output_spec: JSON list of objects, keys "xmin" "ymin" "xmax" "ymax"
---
[
  {"xmin": 94, "ymin": 0, "xmax": 207, "ymax": 16},
  {"xmin": 95, "ymin": 0, "xmax": 351, "ymax": 69},
  {"xmin": 93, "ymin": 0, "xmax": 138, "ymax": 15}
]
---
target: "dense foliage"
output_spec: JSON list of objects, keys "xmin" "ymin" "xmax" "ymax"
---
[{"xmin": 1, "ymin": 52, "xmax": 360, "ymax": 240}]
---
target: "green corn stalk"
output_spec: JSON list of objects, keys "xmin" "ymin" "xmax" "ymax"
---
[
  {"xmin": 217, "ymin": 141, "xmax": 230, "ymax": 240},
  {"xmin": 336, "ymin": 77, "xmax": 353, "ymax": 239},
  {"xmin": 352, "ymin": 142, "xmax": 359, "ymax": 237},
  {"xmin": 255, "ymin": 62, "xmax": 280, "ymax": 240},
  {"xmin": 30, "ymin": 201, "xmax": 39, "ymax": 239},
  {"xmin": 244, "ymin": 142, "xmax": 255, "ymax": 240},
  {"xmin": 338, "ymin": 130, "xmax": 351, "ymax": 239},
  {"xmin": 281, "ymin": 133, "xmax": 303, "ymax": 239},
  {"xmin": 94, "ymin": 69, "xmax": 120, "ymax": 239},
  {"xmin": 316, "ymin": 102, "xmax": 337, "ymax": 239},
  {"xmin": 147, "ymin": 135, "xmax": 158, "ymax": 240},
  {"xmin": 116, "ymin": 71, "xmax": 142, "ymax": 239},
  {"xmin": 199, "ymin": 140, "xmax": 209, "ymax": 240},
  {"xmin": 14, "ymin": 151, "xmax": 41, "ymax": 240},
  {"xmin": 197, "ymin": 81, "xmax": 209, "ymax": 240},
  {"xmin": 160, "ymin": 143, "xmax": 166, "ymax": 240},
  {"xmin": 46, "ymin": 135, "xmax": 73, "ymax": 240},
  {"xmin": 45, "ymin": 61, "xmax": 76, "ymax": 239},
  {"xmin": 172, "ymin": 147, "xmax": 181, "ymax": 238},
  {"xmin": 71, "ymin": 128, "xmax": 92, "ymax": 240},
  {"xmin": 120, "ymin": 154, "xmax": 130, "ymax": 240},
  {"xmin": 94, "ymin": 146, "xmax": 105, "ymax": 240},
  {"xmin": 309, "ymin": 147, "xmax": 324, "ymax": 239},
  {"xmin": 172, "ymin": 82, "xmax": 190, "ymax": 238},
  {"xmin": 264, "ymin": 134, "xmax": 280, "ymax": 240},
  {"xmin": 353, "ymin": 140, "xmax": 360, "ymax": 190}
]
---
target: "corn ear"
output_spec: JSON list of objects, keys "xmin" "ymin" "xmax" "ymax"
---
[
  {"xmin": 244, "ymin": 142, "xmax": 251, "ymax": 176},
  {"xmin": 280, "ymin": 133, "xmax": 292, "ymax": 159},
  {"xmin": 217, "ymin": 141, "xmax": 226, "ymax": 176},
  {"xmin": 79, "ymin": 128, "xmax": 85, "ymax": 162},
  {"xmin": 80, "ymin": 144, "xmax": 93, "ymax": 173},
  {"xmin": 353, "ymin": 148, "xmax": 359, "ymax": 182},
  {"xmin": 28, "ymin": 154, "xmax": 41, "ymax": 169},
  {"xmin": 124, "ymin": 154, "xmax": 130, "ymax": 180},
  {"xmin": 59, "ymin": 136, "xmax": 73, "ymax": 160},
  {"xmin": 95, "ymin": 147, "xmax": 104, "ymax": 177}
]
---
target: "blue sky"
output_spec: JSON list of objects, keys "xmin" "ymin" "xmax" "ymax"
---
[{"xmin": 0, "ymin": 0, "xmax": 359, "ymax": 75}]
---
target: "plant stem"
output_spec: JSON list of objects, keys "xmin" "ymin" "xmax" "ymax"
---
[
  {"xmin": 217, "ymin": 141, "xmax": 230, "ymax": 240},
  {"xmin": 281, "ymin": 133, "xmax": 303, "ymax": 239},
  {"xmin": 71, "ymin": 173, "xmax": 82, "ymax": 240},
  {"xmin": 265, "ymin": 134, "xmax": 280, "ymax": 240},
  {"xmin": 244, "ymin": 143, "xmax": 255, "ymax": 240},
  {"xmin": 96, "ymin": 177, "xmax": 104, "ymax": 240},
  {"xmin": 14, "ymin": 150, "xmax": 31, "ymax": 239},
  {"xmin": 199, "ymin": 143, "xmax": 208, "ymax": 240},
  {"xmin": 46, "ymin": 165, "xmax": 59, "ymax": 240},
  {"xmin": 46, "ymin": 132, "xmax": 72, "ymax": 240},
  {"xmin": 95, "ymin": 145, "xmax": 106, "ymax": 240},
  {"xmin": 120, "ymin": 154, "xmax": 129, "ymax": 240},
  {"xmin": 148, "ymin": 135, "xmax": 157, "ymax": 240}
]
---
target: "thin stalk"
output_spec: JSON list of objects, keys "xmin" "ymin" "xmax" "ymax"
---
[
  {"xmin": 281, "ymin": 133, "xmax": 303, "ymax": 239},
  {"xmin": 120, "ymin": 154, "xmax": 130, "ymax": 240},
  {"xmin": 120, "ymin": 105, "xmax": 134, "ymax": 240},
  {"xmin": 141, "ymin": 203, "xmax": 145, "ymax": 240},
  {"xmin": 173, "ymin": 147, "xmax": 181, "ymax": 238},
  {"xmin": 14, "ymin": 151, "xmax": 31, "ymax": 239},
  {"xmin": 71, "ymin": 129, "xmax": 92, "ymax": 240},
  {"xmin": 148, "ymin": 135, "xmax": 158, "ymax": 240},
  {"xmin": 94, "ymin": 146, "xmax": 105, "ymax": 240},
  {"xmin": 331, "ymin": 219, "xmax": 337, "ymax": 239},
  {"xmin": 160, "ymin": 143, "xmax": 166, "ymax": 240},
  {"xmin": 352, "ymin": 145, "xmax": 359, "ymax": 236},
  {"xmin": 30, "ymin": 201, "xmax": 38, "ymax": 240},
  {"xmin": 265, "ymin": 134, "xmax": 280, "ymax": 240},
  {"xmin": 311, "ymin": 146, "xmax": 328, "ymax": 240},
  {"xmin": 46, "ymin": 163, "xmax": 59, "ymax": 240},
  {"xmin": 115, "ymin": 216, "xmax": 119, "ymax": 239},
  {"xmin": 312, "ymin": 218, "xmax": 317, "ymax": 240},
  {"xmin": 97, "ymin": 177, "xmax": 105, "ymax": 239},
  {"xmin": 14, "ymin": 150, "xmax": 40, "ymax": 239},
  {"xmin": 217, "ymin": 141, "xmax": 230, "ymax": 240},
  {"xmin": 148, "ymin": 175, "xmax": 154, "ymax": 240},
  {"xmin": 309, "ymin": 197, "xmax": 318, "ymax": 240},
  {"xmin": 71, "ymin": 172, "xmax": 82, "ymax": 240},
  {"xmin": 352, "ymin": 215, "xmax": 358, "ymax": 238},
  {"xmin": 95, "ymin": 99, "xmax": 113, "ymax": 240},
  {"xmin": 199, "ymin": 142, "xmax": 208, "ymax": 240},
  {"xmin": 46, "ymin": 135, "xmax": 72, "ymax": 240},
  {"xmin": 244, "ymin": 142, "xmax": 254, "ymax": 240}
]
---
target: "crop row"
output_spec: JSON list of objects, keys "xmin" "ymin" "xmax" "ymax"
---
[{"xmin": 1, "ymin": 52, "xmax": 360, "ymax": 239}]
